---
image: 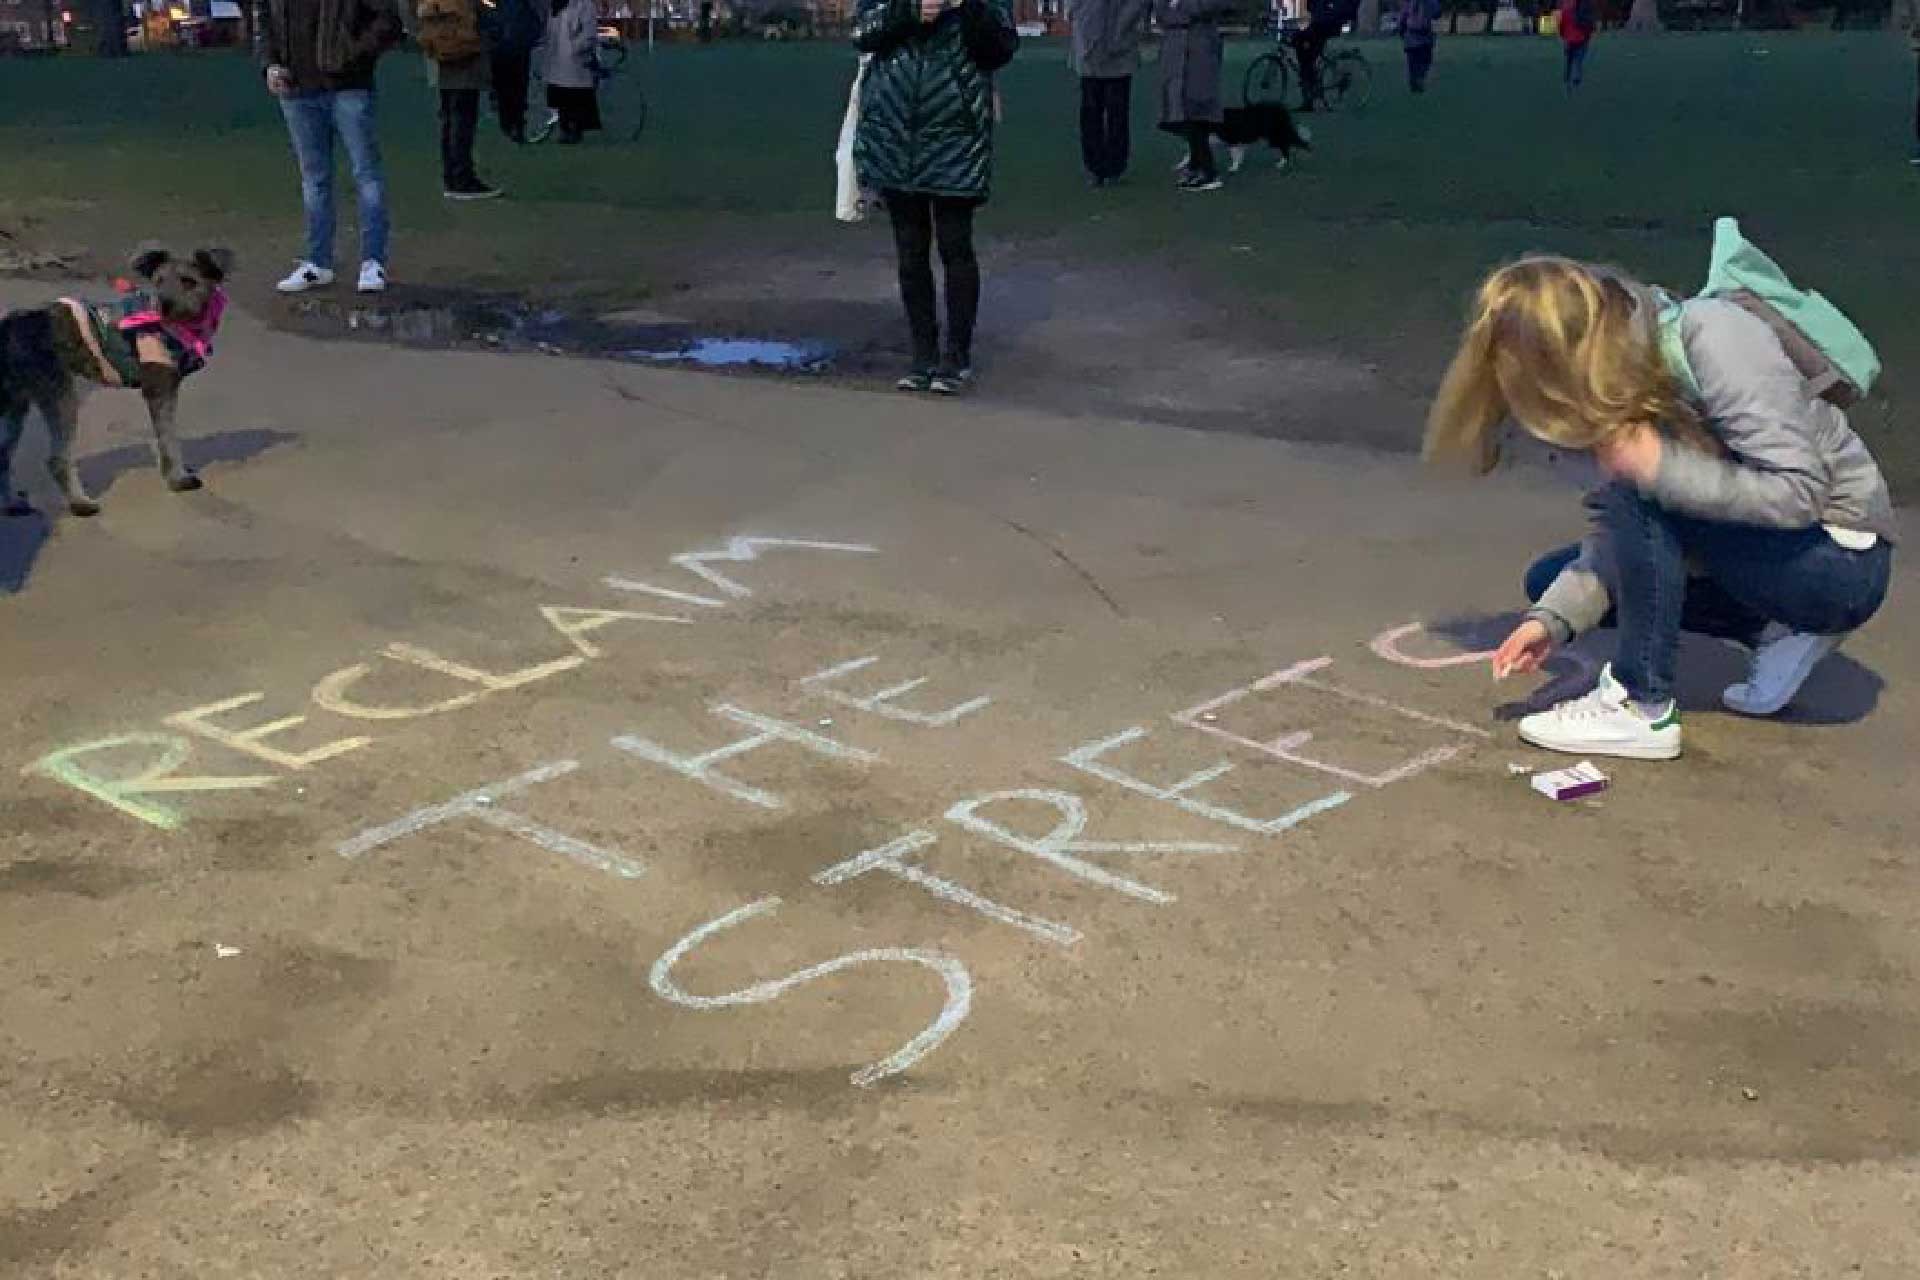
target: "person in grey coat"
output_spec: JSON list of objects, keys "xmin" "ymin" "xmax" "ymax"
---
[
  {"xmin": 1070, "ymin": 0, "xmax": 1151, "ymax": 185},
  {"xmin": 1427, "ymin": 256, "xmax": 1895, "ymax": 759},
  {"xmin": 544, "ymin": 0, "xmax": 602, "ymax": 144},
  {"xmin": 1155, "ymin": 0, "xmax": 1230, "ymax": 190}
]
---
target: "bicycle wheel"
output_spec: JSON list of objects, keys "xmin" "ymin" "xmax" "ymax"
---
[
  {"xmin": 1243, "ymin": 50, "xmax": 1292, "ymax": 108},
  {"xmin": 1322, "ymin": 50, "xmax": 1372, "ymax": 112}
]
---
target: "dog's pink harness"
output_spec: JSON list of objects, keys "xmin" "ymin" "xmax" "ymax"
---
[{"xmin": 118, "ymin": 286, "xmax": 226, "ymax": 373}]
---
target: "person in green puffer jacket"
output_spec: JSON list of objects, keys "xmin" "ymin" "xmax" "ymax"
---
[{"xmin": 853, "ymin": 0, "xmax": 1017, "ymax": 395}]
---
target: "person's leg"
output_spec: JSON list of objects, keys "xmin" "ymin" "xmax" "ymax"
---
[
  {"xmin": 332, "ymin": 89, "xmax": 390, "ymax": 268},
  {"xmin": 1597, "ymin": 485, "xmax": 1688, "ymax": 707},
  {"xmin": 1524, "ymin": 538, "xmax": 1769, "ymax": 642},
  {"xmin": 452, "ymin": 88, "xmax": 482, "ymax": 186},
  {"xmin": 1523, "ymin": 545, "xmax": 1583, "ymax": 605},
  {"xmin": 1184, "ymin": 122, "xmax": 1217, "ymax": 179},
  {"xmin": 1296, "ymin": 26, "xmax": 1328, "ymax": 105},
  {"xmin": 1106, "ymin": 76, "xmax": 1133, "ymax": 179},
  {"xmin": 494, "ymin": 49, "xmax": 529, "ymax": 138},
  {"xmin": 279, "ymin": 94, "xmax": 337, "ymax": 270},
  {"xmin": 1675, "ymin": 513, "xmax": 1892, "ymax": 714},
  {"xmin": 885, "ymin": 192, "xmax": 940, "ymax": 374},
  {"xmin": 1079, "ymin": 77, "xmax": 1105, "ymax": 179},
  {"xmin": 1680, "ymin": 520, "xmax": 1893, "ymax": 640},
  {"xmin": 932, "ymin": 197, "xmax": 979, "ymax": 371},
  {"xmin": 439, "ymin": 89, "xmax": 458, "ymax": 188}
]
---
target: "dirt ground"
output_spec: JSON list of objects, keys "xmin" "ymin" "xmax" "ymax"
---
[{"xmin": 2, "ymin": 281, "xmax": 1919, "ymax": 1278}]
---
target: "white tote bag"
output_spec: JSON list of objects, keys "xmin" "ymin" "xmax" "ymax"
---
[{"xmin": 835, "ymin": 56, "xmax": 872, "ymax": 223}]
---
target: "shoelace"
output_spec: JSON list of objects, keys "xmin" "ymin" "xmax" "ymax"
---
[{"xmin": 1547, "ymin": 686, "xmax": 1625, "ymax": 724}]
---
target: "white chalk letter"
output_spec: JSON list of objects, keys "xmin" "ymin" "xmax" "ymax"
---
[
  {"xmin": 814, "ymin": 830, "xmax": 1080, "ymax": 945},
  {"xmin": 798, "ymin": 655, "xmax": 992, "ymax": 727},
  {"xmin": 1062, "ymin": 728, "xmax": 1350, "ymax": 837},
  {"xmin": 669, "ymin": 536, "xmax": 878, "ymax": 600},
  {"xmin": 649, "ymin": 896, "xmax": 972, "ymax": 1087},
  {"xmin": 336, "ymin": 760, "xmax": 643, "ymax": 879},
  {"xmin": 944, "ymin": 788, "xmax": 1238, "ymax": 906},
  {"xmin": 611, "ymin": 704, "xmax": 877, "ymax": 810}
]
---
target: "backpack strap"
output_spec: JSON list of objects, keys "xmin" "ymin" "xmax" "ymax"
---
[{"xmin": 1653, "ymin": 291, "xmax": 1701, "ymax": 404}]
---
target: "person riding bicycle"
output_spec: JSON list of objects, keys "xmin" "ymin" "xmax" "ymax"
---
[{"xmin": 1291, "ymin": 0, "xmax": 1356, "ymax": 110}]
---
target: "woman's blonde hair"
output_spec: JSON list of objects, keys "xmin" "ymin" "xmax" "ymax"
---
[{"xmin": 1424, "ymin": 256, "xmax": 1705, "ymax": 473}]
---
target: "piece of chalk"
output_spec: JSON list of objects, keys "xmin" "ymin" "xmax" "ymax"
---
[{"xmin": 1531, "ymin": 760, "xmax": 1609, "ymax": 802}]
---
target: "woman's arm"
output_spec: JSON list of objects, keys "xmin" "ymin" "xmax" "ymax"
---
[
  {"xmin": 854, "ymin": 0, "xmax": 920, "ymax": 53},
  {"xmin": 959, "ymin": 0, "xmax": 1017, "ymax": 71},
  {"xmin": 1531, "ymin": 523, "xmax": 1615, "ymax": 644},
  {"xmin": 1646, "ymin": 300, "xmax": 1829, "ymax": 529}
]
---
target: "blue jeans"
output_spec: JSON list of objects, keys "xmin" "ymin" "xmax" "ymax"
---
[
  {"xmin": 1527, "ymin": 485, "xmax": 1893, "ymax": 704},
  {"xmin": 279, "ymin": 90, "xmax": 389, "ymax": 270},
  {"xmin": 1564, "ymin": 42, "xmax": 1589, "ymax": 88}
]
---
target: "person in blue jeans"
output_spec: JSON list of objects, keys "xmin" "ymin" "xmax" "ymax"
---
[
  {"xmin": 262, "ymin": 0, "xmax": 403, "ymax": 295},
  {"xmin": 1425, "ymin": 257, "xmax": 1895, "ymax": 761}
]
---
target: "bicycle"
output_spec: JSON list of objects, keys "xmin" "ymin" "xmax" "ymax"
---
[{"xmin": 1243, "ymin": 27, "xmax": 1373, "ymax": 113}]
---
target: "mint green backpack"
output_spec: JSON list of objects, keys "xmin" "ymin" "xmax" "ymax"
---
[{"xmin": 1657, "ymin": 217, "xmax": 1881, "ymax": 409}]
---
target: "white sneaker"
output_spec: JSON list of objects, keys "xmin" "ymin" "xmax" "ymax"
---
[
  {"xmin": 1519, "ymin": 664, "xmax": 1682, "ymax": 761},
  {"xmin": 356, "ymin": 260, "xmax": 388, "ymax": 294},
  {"xmin": 276, "ymin": 262, "xmax": 335, "ymax": 294},
  {"xmin": 1722, "ymin": 626, "xmax": 1842, "ymax": 717}
]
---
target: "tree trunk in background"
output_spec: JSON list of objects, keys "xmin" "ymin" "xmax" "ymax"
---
[
  {"xmin": 1357, "ymin": 0, "xmax": 1381, "ymax": 31},
  {"xmin": 94, "ymin": 0, "xmax": 130, "ymax": 53},
  {"xmin": 41, "ymin": 0, "xmax": 58, "ymax": 45},
  {"xmin": 1625, "ymin": 0, "xmax": 1662, "ymax": 28}
]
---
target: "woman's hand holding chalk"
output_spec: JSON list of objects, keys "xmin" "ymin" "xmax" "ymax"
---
[{"xmin": 1493, "ymin": 618, "xmax": 1555, "ymax": 681}]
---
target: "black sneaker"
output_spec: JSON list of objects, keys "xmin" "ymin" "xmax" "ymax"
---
[
  {"xmin": 444, "ymin": 179, "xmax": 504, "ymax": 201},
  {"xmin": 930, "ymin": 364, "xmax": 972, "ymax": 396},
  {"xmin": 1178, "ymin": 172, "xmax": 1224, "ymax": 192},
  {"xmin": 896, "ymin": 368, "xmax": 934, "ymax": 393}
]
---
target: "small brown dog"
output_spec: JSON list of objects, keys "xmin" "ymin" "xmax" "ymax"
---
[{"xmin": 0, "ymin": 245, "xmax": 231, "ymax": 517}]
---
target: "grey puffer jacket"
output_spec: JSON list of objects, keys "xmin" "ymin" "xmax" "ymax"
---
[{"xmin": 1533, "ymin": 296, "xmax": 1898, "ymax": 640}]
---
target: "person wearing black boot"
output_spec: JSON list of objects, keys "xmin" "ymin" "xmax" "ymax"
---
[
  {"xmin": 491, "ymin": 0, "xmax": 545, "ymax": 143},
  {"xmin": 853, "ymin": 0, "xmax": 1018, "ymax": 394}
]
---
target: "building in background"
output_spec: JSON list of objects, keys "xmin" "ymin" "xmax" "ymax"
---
[{"xmin": 0, "ymin": 0, "xmax": 65, "ymax": 48}]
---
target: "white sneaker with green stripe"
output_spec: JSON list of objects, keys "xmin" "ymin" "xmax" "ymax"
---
[{"xmin": 1518, "ymin": 665, "xmax": 1682, "ymax": 761}]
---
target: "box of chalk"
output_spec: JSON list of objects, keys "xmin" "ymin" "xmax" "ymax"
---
[{"xmin": 1531, "ymin": 760, "xmax": 1609, "ymax": 801}]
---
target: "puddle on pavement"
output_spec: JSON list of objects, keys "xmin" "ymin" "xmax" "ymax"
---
[{"xmin": 278, "ymin": 291, "xmax": 837, "ymax": 376}]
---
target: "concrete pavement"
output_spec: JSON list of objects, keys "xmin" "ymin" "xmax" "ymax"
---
[{"xmin": 3, "ymin": 285, "xmax": 1918, "ymax": 1278}]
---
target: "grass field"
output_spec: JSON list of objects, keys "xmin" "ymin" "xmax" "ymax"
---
[{"xmin": 1, "ymin": 33, "xmax": 1915, "ymax": 472}]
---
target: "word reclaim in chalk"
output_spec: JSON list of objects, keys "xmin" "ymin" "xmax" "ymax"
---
[{"xmin": 22, "ymin": 536, "xmax": 876, "ymax": 830}]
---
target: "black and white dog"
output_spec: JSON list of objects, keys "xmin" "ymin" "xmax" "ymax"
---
[
  {"xmin": 1176, "ymin": 102, "xmax": 1315, "ymax": 176},
  {"xmin": 0, "ymin": 245, "xmax": 229, "ymax": 517}
]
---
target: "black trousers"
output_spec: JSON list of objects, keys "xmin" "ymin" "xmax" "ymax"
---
[
  {"xmin": 1078, "ymin": 75, "xmax": 1132, "ymax": 181},
  {"xmin": 885, "ymin": 191, "xmax": 979, "ymax": 371},
  {"xmin": 439, "ymin": 87, "xmax": 481, "ymax": 187},
  {"xmin": 492, "ymin": 49, "xmax": 532, "ymax": 136},
  {"xmin": 1405, "ymin": 41, "xmax": 1434, "ymax": 92},
  {"xmin": 1293, "ymin": 20, "xmax": 1338, "ymax": 104},
  {"xmin": 1183, "ymin": 122, "xmax": 1217, "ymax": 178}
]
